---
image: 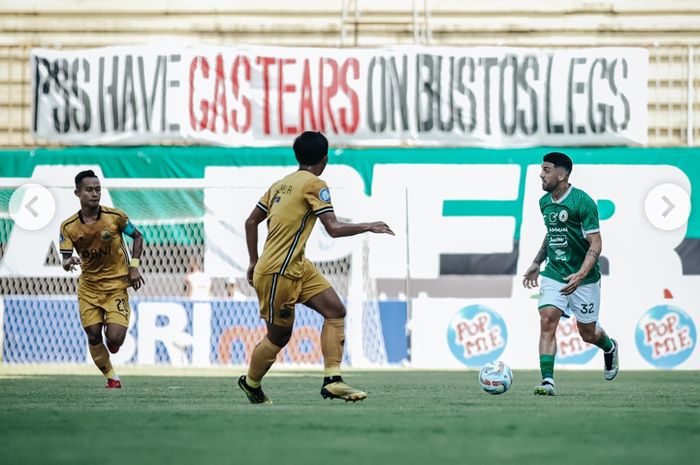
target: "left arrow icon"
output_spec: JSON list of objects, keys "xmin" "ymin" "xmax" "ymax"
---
[
  {"xmin": 8, "ymin": 184, "xmax": 56, "ymax": 230},
  {"xmin": 25, "ymin": 195, "xmax": 40, "ymax": 217}
]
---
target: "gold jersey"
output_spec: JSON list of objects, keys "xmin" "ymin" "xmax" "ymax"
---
[
  {"xmin": 60, "ymin": 206, "xmax": 132, "ymax": 292},
  {"xmin": 255, "ymin": 170, "xmax": 334, "ymax": 279}
]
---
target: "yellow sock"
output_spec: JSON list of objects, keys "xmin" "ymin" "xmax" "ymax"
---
[
  {"xmin": 321, "ymin": 318, "xmax": 345, "ymax": 377},
  {"xmin": 247, "ymin": 337, "xmax": 282, "ymax": 387},
  {"xmin": 88, "ymin": 344, "xmax": 115, "ymax": 379}
]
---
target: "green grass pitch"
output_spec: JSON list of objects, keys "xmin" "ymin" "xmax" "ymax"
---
[{"xmin": 1, "ymin": 370, "xmax": 698, "ymax": 465}]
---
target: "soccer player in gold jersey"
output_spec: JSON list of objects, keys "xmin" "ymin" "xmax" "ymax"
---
[
  {"xmin": 60, "ymin": 170, "xmax": 145, "ymax": 388},
  {"xmin": 239, "ymin": 131, "xmax": 394, "ymax": 404}
]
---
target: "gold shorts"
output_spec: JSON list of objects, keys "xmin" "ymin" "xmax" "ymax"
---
[
  {"xmin": 77, "ymin": 285, "xmax": 131, "ymax": 328},
  {"xmin": 253, "ymin": 259, "xmax": 331, "ymax": 327}
]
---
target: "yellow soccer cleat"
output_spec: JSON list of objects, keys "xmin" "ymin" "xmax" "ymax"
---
[{"xmin": 321, "ymin": 378, "xmax": 367, "ymax": 402}]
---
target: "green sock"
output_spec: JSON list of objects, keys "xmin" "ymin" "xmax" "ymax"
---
[
  {"xmin": 596, "ymin": 334, "xmax": 614, "ymax": 352},
  {"xmin": 540, "ymin": 354, "xmax": 555, "ymax": 380}
]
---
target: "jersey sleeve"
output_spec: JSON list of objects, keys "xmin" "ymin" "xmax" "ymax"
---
[
  {"xmin": 111, "ymin": 208, "xmax": 133, "ymax": 235},
  {"xmin": 579, "ymin": 194, "xmax": 600, "ymax": 236},
  {"xmin": 59, "ymin": 223, "xmax": 73, "ymax": 255},
  {"xmin": 256, "ymin": 187, "xmax": 272, "ymax": 214},
  {"xmin": 304, "ymin": 179, "xmax": 334, "ymax": 216}
]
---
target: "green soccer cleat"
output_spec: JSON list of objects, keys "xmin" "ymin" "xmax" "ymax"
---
[
  {"xmin": 321, "ymin": 377, "xmax": 367, "ymax": 402},
  {"xmin": 237, "ymin": 375, "xmax": 272, "ymax": 404},
  {"xmin": 604, "ymin": 339, "xmax": 619, "ymax": 381},
  {"xmin": 534, "ymin": 379, "xmax": 556, "ymax": 396}
]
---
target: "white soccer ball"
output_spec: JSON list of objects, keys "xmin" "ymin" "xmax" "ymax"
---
[{"xmin": 478, "ymin": 360, "xmax": 513, "ymax": 395}]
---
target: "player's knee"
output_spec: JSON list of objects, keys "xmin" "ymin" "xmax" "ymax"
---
[
  {"xmin": 332, "ymin": 307, "xmax": 346, "ymax": 319},
  {"xmin": 106, "ymin": 332, "xmax": 126, "ymax": 347},
  {"xmin": 86, "ymin": 333, "xmax": 102, "ymax": 346},
  {"xmin": 104, "ymin": 326, "xmax": 127, "ymax": 346},
  {"xmin": 84, "ymin": 326, "xmax": 102, "ymax": 346},
  {"xmin": 328, "ymin": 303, "xmax": 346, "ymax": 319},
  {"xmin": 268, "ymin": 333, "xmax": 291, "ymax": 348},
  {"xmin": 579, "ymin": 330, "xmax": 597, "ymax": 343},
  {"xmin": 266, "ymin": 324, "xmax": 293, "ymax": 348},
  {"xmin": 540, "ymin": 316, "xmax": 559, "ymax": 333}
]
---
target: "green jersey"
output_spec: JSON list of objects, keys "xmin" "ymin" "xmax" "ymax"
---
[{"xmin": 539, "ymin": 186, "xmax": 601, "ymax": 285}]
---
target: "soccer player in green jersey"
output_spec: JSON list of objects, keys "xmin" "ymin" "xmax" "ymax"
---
[{"xmin": 522, "ymin": 152, "xmax": 619, "ymax": 396}]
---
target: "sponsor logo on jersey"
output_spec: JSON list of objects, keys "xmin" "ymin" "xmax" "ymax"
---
[
  {"xmin": 549, "ymin": 235, "xmax": 568, "ymax": 248},
  {"xmin": 319, "ymin": 187, "xmax": 331, "ymax": 202},
  {"xmin": 447, "ymin": 305, "xmax": 507, "ymax": 367},
  {"xmin": 80, "ymin": 246, "xmax": 111, "ymax": 259},
  {"xmin": 101, "ymin": 229, "xmax": 114, "ymax": 241},
  {"xmin": 558, "ymin": 210, "xmax": 569, "ymax": 222},
  {"xmin": 555, "ymin": 317, "xmax": 597, "ymax": 364},
  {"xmin": 636, "ymin": 305, "xmax": 696, "ymax": 368},
  {"xmin": 547, "ymin": 212, "xmax": 558, "ymax": 224}
]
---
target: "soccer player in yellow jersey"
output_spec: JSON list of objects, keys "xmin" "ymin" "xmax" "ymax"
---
[
  {"xmin": 60, "ymin": 170, "xmax": 145, "ymax": 389},
  {"xmin": 239, "ymin": 131, "xmax": 394, "ymax": 404}
]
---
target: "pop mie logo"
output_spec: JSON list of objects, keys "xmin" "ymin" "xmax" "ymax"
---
[
  {"xmin": 447, "ymin": 305, "xmax": 507, "ymax": 367},
  {"xmin": 635, "ymin": 305, "xmax": 696, "ymax": 368}
]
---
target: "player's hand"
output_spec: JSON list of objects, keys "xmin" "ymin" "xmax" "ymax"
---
[
  {"xmin": 129, "ymin": 267, "xmax": 145, "ymax": 291},
  {"xmin": 560, "ymin": 272, "xmax": 584, "ymax": 295},
  {"xmin": 369, "ymin": 221, "xmax": 395, "ymax": 235},
  {"xmin": 246, "ymin": 263, "xmax": 256, "ymax": 286},
  {"xmin": 64, "ymin": 256, "xmax": 82, "ymax": 272},
  {"xmin": 522, "ymin": 263, "xmax": 540, "ymax": 289}
]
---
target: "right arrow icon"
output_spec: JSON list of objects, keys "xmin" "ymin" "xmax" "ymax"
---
[
  {"xmin": 661, "ymin": 195, "xmax": 675, "ymax": 218},
  {"xmin": 644, "ymin": 183, "xmax": 691, "ymax": 231}
]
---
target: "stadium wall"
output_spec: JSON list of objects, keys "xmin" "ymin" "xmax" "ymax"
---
[{"xmin": 0, "ymin": 146, "xmax": 698, "ymax": 369}]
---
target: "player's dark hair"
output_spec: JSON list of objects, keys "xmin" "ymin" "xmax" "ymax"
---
[
  {"xmin": 543, "ymin": 152, "xmax": 573, "ymax": 174},
  {"xmin": 75, "ymin": 170, "xmax": 98, "ymax": 188},
  {"xmin": 293, "ymin": 131, "xmax": 328, "ymax": 165}
]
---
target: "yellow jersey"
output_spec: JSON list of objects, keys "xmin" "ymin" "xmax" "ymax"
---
[
  {"xmin": 60, "ymin": 206, "xmax": 132, "ymax": 292},
  {"xmin": 255, "ymin": 170, "xmax": 333, "ymax": 279}
]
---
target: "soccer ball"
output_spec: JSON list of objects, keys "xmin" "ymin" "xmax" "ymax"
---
[{"xmin": 478, "ymin": 361, "xmax": 513, "ymax": 395}]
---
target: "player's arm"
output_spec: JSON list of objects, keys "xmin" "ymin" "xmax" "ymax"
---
[
  {"xmin": 123, "ymin": 220, "xmax": 145, "ymax": 290},
  {"xmin": 560, "ymin": 232, "xmax": 601, "ymax": 295},
  {"xmin": 59, "ymin": 227, "xmax": 80, "ymax": 271},
  {"xmin": 62, "ymin": 253, "xmax": 81, "ymax": 272},
  {"xmin": 318, "ymin": 210, "xmax": 394, "ymax": 238},
  {"xmin": 245, "ymin": 205, "xmax": 268, "ymax": 285},
  {"xmin": 522, "ymin": 236, "xmax": 547, "ymax": 288}
]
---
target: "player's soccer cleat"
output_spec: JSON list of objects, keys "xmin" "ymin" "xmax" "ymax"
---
[
  {"xmin": 237, "ymin": 375, "xmax": 271, "ymax": 404},
  {"xmin": 533, "ymin": 379, "xmax": 555, "ymax": 396},
  {"xmin": 604, "ymin": 339, "xmax": 619, "ymax": 381},
  {"xmin": 321, "ymin": 377, "xmax": 367, "ymax": 402},
  {"xmin": 106, "ymin": 378, "xmax": 122, "ymax": 389}
]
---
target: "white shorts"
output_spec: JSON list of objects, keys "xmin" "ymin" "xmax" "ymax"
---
[{"xmin": 538, "ymin": 276, "xmax": 601, "ymax": 324}]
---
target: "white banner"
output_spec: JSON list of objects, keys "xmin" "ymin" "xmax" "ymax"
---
[{"xmin": 31, "ymin": 45, "xmax": 648, "ymax": 147}]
